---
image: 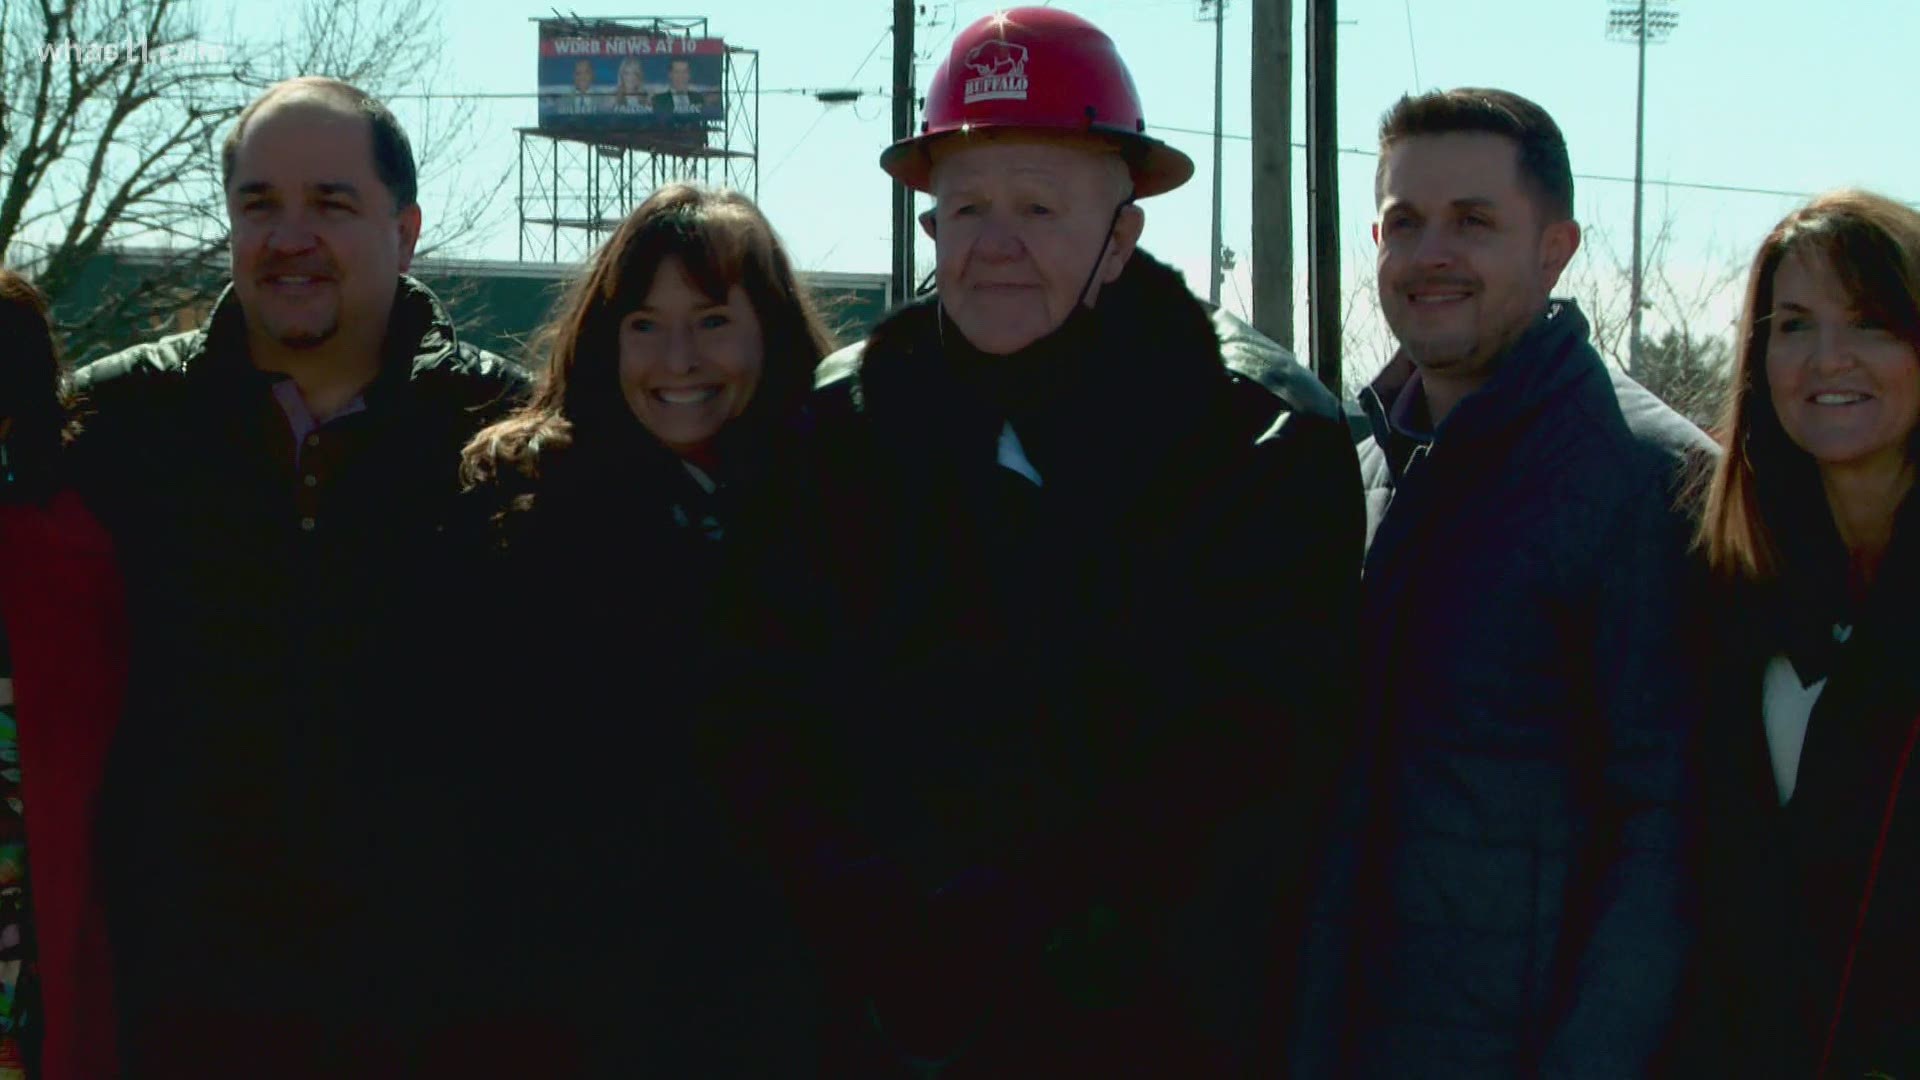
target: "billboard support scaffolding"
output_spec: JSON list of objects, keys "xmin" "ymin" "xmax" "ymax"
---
[{"xmin": 517, "ymin": 15, "xmax": 758, "ymax": 263}]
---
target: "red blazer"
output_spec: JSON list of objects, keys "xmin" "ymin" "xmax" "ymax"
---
[{"xmin": 0, "ymin": 490, "xmax": 126, "ymax": 1080}]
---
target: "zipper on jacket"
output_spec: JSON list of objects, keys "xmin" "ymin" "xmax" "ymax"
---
[
  {"xmin": 1403, "ymin": 441, "xmax": 1431, "ymax": 479},
  {"xmin": 1383, "ymin": 442, "xmax": 1431, "ymax": 519}
]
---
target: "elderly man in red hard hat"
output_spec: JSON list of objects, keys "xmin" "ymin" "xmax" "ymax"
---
[{"xmin": 777, "ymin": 7, "xmax": 1364, "ymax": 1076}]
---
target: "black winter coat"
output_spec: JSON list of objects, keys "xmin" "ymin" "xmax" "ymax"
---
[
  {"xmin": 68, "ymin": 278, "xmax": 528, "ymax": 1072},
  {"xmin": 446, "ymin": 412, "xmax": 835, "ymax": 1077},
  {"xmin": 1294, "ymin": 300, "xmax": 1716, "ymax": 1078},
  {"xmin": 1696, "ymin": 491, "xmax": 1920, "ymax": 1078},
  {"xmin": 801, "ymin": 250, "xmax": 1364, "ymax": 1076}
]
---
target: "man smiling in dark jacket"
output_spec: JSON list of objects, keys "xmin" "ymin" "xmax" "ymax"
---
[
  {"xmin": 795, "ymin": 8, "xmax": 1363, "ymax": 1076},
  {"xmin": 69, "ymin": 78, "xmax": 526, "ymax": 1075},
  {"xmin": 1292, "ymin": 88, "xmax": 1716, "ymax": 1078}
]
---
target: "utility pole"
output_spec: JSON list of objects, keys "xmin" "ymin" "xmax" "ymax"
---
[
  {"xmin": 1244, "ymin": 0, "xmax": 1290, "ymax": 349},
  {"xmin": 1198, "ymin": 0, "xmax": 1227, "ymax": 306},
  {"xmin": 1306, "ymin": 0, "xmax": 1339, "ymax": 396},
  {"xmin": 1606, "ymin": 0, "xmax": 1678, "ymax": 377},
  {"xmin": 1250, "ymin": 0, "xmax": 1291, "ymax": 349},
  {"xmin": 891, "ymin": 0, "xmax": 915, "ymax": 307},
  {"xmin": 903, "ymin": 51, "xmax": 914, "ymax": 298}
]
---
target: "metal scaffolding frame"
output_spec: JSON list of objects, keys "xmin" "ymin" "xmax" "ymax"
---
[
  {"xmin": 517, "ymin": 18, "xmax": 758, "ymax": 263},
  {"xmin": 723, "ymin": 45, "xmax": 759, "ymax": 201}
]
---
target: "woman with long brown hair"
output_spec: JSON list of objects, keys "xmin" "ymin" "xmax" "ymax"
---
[
  {"xmin": 452, "ymin": 183, "xmax": 837, "ymax": 1074},
  {"xmin": 1697, "ymin": 188, "xmax": 1920, "ymax": 1077},
  {"xmin": 0, "ymin": 269, "xmax": 125, "ymax": 1079},
  {"xmin": 464, "ymin": 183, "xmax": 828, "ymax": 486}
]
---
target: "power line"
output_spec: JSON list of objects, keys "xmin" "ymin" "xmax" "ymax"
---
[
  {"xmin": 763, "ymin": 110, "xmax": 833, "ymax": 180},
  {"xmin": 361, "ymin": 92, "xmax": 1835, "ymax": 203},
  {"xmin": 1403, "ymin": 0, "xmax": 1421, "ymax": 89},
  {"xmin": 767, "ymin": 26, "xmax": 895, "ymax": 181},
  {"xmin": 1151, "ymin": 123, "xmax": 1823, "ymax": 201},
  {"xmin": 844, "ymin": 26, "xmax": 892, "ymax": 86}
]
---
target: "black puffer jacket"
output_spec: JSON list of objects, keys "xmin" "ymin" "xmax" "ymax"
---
[
  {"xmin": 802, "ymin": 250, "xmax": 1364, "ymax": 1076},
  {"xmin": 1293, "ymin": 300, "xmax": 1716, "ymax": 1078},
  {"xmin": 68, "ymin": 278, "xmax": 527, "ymax": 1070}
]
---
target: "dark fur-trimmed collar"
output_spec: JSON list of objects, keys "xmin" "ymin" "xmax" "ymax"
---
[{"xmin": 814, "ymin": 249, "xmax": 1252, "ymax": 524}]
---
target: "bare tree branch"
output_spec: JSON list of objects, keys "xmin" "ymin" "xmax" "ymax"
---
[{"xmin": 5, "ymin": 0, "xmax": 501, "ymax": 360}]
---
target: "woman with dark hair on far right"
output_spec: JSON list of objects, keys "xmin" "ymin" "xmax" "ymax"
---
[{"xmin": 1698, "ymin": 188, "xmax": 1920, "ymax": 1078}]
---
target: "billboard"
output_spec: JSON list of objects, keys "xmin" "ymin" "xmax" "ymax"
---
[{"xmin": 537, "ymin": 22, "xmax": 726, "ymax": 134}]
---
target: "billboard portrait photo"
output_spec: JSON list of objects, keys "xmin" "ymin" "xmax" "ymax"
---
[{"xmin": 537, "ymin": 22, "xmax": 726, "ymax": 135}]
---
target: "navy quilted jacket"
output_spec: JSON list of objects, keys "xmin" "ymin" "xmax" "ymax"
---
[{"xmin": 1294, "ymin": 300, "xmax": 1715, "ymax": 1078}]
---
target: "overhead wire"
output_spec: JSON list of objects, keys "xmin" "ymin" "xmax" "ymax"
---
[
  {"xmin": 1403, "ymin": 0, "xmax": 1421, "ymax": 90},
  {"xmin": 343, "ymin": 95, "xmax": 1843, "ymax": 204},
  {"xmin": 1150, "ymin": 124, "xmax": 1828, "ymax": 202},
  {"xmin": 765, "ymin": 24, "xmax": 893, "ymax": 181},
  {"xmin": 843, "ymin": 24, "xmax": 891, "ymax": 85},
  {"xmin": 369, "ymin": 91, "xmax": 1844, "ymax": 203}
]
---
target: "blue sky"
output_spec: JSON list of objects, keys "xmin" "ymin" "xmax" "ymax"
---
[{"xmin": 197, "ymin": 0, "xmax": 1920, "ymax": 376}]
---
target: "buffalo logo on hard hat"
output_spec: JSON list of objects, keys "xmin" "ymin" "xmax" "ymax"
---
[{"xmin": 961, "ymin": 39, "xmax": 1028, "ymax": 103}]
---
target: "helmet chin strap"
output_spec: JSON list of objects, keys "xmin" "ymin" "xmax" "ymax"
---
[{"xmin": 1074, "ymin": 191, "xmax": 1136, "ymax": 311}]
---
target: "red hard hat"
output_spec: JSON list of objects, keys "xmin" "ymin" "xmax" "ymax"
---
[{"xmin": 880, "ymin": 7, "xmax": 1194, "ymax": 198}]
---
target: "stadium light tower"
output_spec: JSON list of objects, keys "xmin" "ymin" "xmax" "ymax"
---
[{"xmin": 1606, "ymin": 0, "xmax": 1679, "ymax": 378}]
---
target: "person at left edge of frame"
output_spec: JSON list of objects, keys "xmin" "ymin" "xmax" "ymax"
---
[{"xmin": 0, "ymin": 268, "xmax": 128, "ymax": 1080}]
